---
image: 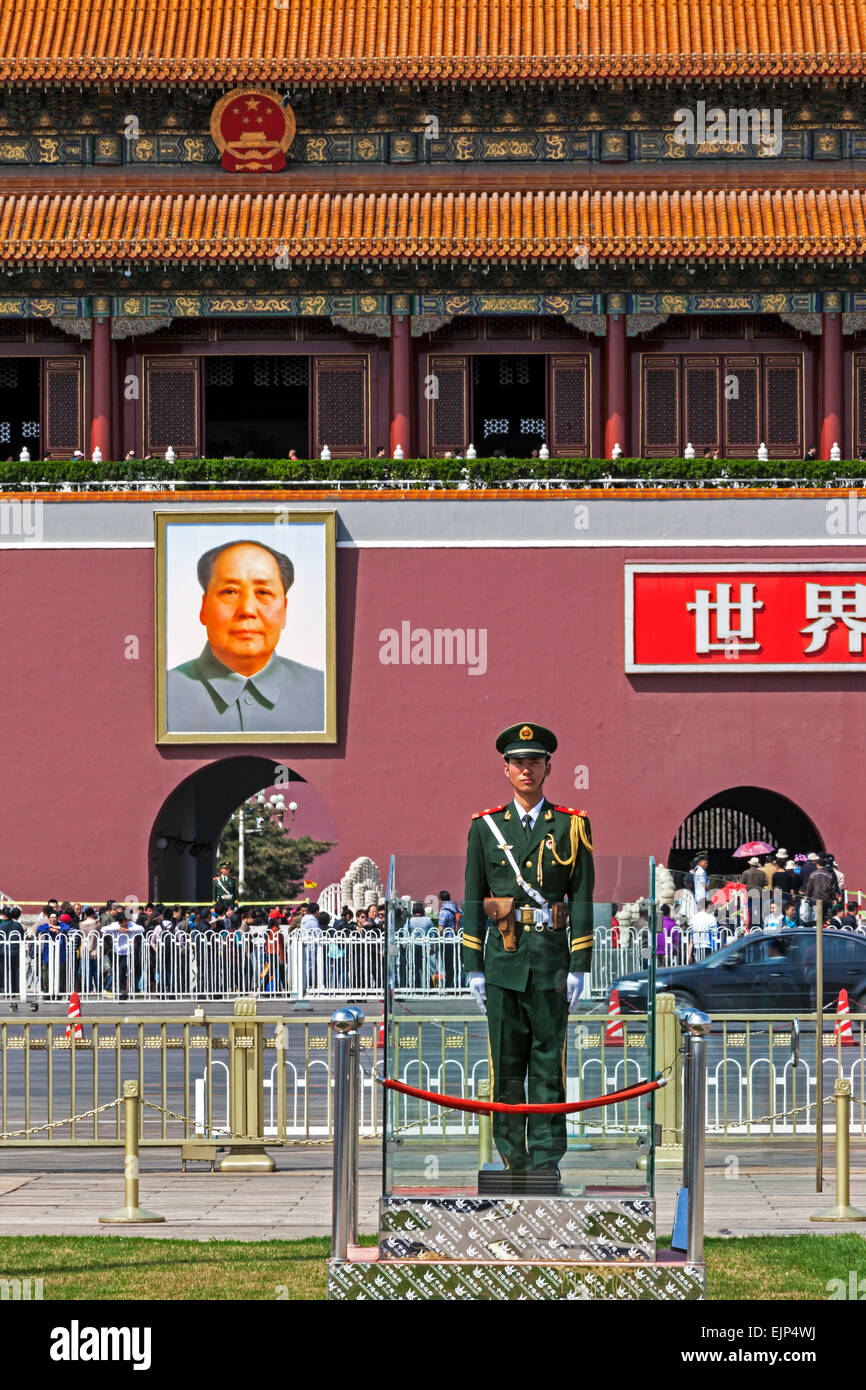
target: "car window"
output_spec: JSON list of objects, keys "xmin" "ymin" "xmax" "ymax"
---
[
  {"xmin": 824, "ymin": 935, "xmax": 866, "ymax": 964},
  {"xmin": 728, "ymin": 940, "xmax": 763, "ymax": 965}
]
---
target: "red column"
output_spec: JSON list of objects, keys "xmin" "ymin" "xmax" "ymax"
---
[
  {"xmin": 604, "ymin": 308, "xmax": 627, "ymax": 458},
  {"xmin": 90, "ymin": 315, "xmax": 112, "ymax": 460},
  {"xmin": 389, "ymin": 311, "xmax": 412, "ymax": 457},
  {"xmin": 820, "ymin": 309, "xmax": 842, "ymax": 460}
]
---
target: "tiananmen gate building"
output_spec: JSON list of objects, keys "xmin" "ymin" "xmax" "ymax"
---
[{"xmin": 1, "ymin": 1, "xmax": 866, "ymax": 910}]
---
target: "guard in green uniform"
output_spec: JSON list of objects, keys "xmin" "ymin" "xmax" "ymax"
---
[
  {"xmin": 213, "ymin": 861, "xmax": 238, "ymax": 907},
  {"xmin": 462, "ymin": 723, "xmax": 594, "ymax": 1174}
]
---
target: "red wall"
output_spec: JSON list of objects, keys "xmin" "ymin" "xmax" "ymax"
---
[{"xmin": 0, "ymin": 541, "xmax": 863, "ymax": 907}]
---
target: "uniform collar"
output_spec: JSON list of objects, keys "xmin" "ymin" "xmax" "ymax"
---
[
  {"xmin": 512, "ymin": 797, "xmax": 545, "ymax": 828},
  {"xmin": 195, "ymin": 643, "xmax": 283, "ymax": 709}
]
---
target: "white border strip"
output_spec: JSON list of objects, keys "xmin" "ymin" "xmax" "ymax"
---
[
  {"xmin": 625, "ymin": 561, "xmax": 866, "ymax": 674},
  {"xmin": 5, "ymin": 537, "xmax": 866, "ymax": 551}
]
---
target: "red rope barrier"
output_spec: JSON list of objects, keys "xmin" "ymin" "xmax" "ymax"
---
[{"xmin": 380, "ymin": 1075, "xmax": 665, "ymax": 1115}]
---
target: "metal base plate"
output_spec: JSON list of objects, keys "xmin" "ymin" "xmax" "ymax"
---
[
  {"xmin": 217, "ymin": 1148, "xmax": 276, "ymax": 1174},
  {"xmin": 99, "ymin": 1208, "xmax": 165, "ymax": 1224},
  {"xmin": 329, "ymin": 1256, "xmax": 705, "ymax": 1301},
  {"xmin": 380, "ymin": 1195, "xmax": 655, "ymax": 1263}
]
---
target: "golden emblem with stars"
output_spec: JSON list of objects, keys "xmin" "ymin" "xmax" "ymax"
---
[{"xmin": 519, "ymin": 725, "xmax": 534, "ymax": 740}]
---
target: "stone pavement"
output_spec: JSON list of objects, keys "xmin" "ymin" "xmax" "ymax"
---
[{"xmin": 0, "ymin": 1149, "xmax": 866, "ymax": 1241}]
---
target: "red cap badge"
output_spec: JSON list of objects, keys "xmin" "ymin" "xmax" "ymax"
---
[{"xmin": 210, "ymin": 88, "xmax": 296, "ymax": 172}]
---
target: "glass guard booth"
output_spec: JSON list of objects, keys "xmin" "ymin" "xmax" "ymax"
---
[{"xmin": 381, "ymin": 865, "xmax": 659, "ymax": 1202}]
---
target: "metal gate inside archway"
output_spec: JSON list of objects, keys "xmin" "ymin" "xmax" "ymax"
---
[{"xmin": 668, "ymin": 785, "xmax": 824, "ymax": 877}]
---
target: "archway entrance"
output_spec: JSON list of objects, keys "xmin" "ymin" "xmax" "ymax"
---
[
  {"xmin": 667, "ymin": 786, "xmax": 824, "ymax": 878},
  {"xmin": 149, "ymin": 757, "xmax": 337, "ymax": 904}
]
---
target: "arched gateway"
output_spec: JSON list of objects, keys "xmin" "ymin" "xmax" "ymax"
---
[
  {"xmin": 668, "ymin": 786, "xmax": 825, "ymax": 878},
  {"xmin": 149, "ymin": 757, "xmax": 311, "ymax": 903}
]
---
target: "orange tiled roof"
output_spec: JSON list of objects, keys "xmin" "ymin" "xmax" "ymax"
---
[
  {"xmin": 0, "ymin": 0, "xmax": 865, "ymax": 83},
  {"xmin": 0, "ymin": 188, "xmax": 864, "ymax": 262}
]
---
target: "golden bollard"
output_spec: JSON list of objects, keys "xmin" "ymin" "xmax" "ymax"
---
[
  {"xmin": 477, "ymin": 1078, "xmax": 493, "ymax": 1169},
  {"xmin": 218, "ymin": 998, "xmax": 276, "ymax": 1173},
  {"xmin": 810, "ymin": 1079, "xmax": 866, "ymax": 1222},
  {"xmin": 99, "ymin": 1081, "xmax": 165, "ymax": 1224}
]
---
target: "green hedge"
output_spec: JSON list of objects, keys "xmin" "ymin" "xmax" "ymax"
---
[{"xmin": 5, "ymin": 456, "xmax": 866, "ymax": 487}]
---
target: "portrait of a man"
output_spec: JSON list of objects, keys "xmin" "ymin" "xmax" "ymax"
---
[{"xmin": 155, "ymin": 511, "xmax": 336, "ymax": 744}]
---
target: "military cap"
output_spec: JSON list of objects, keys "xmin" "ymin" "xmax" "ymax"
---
[{"xmin": 495, "ymin": 722, "xmax": 558, "ymax": 758}]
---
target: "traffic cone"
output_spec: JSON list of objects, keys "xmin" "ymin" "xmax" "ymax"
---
[
  {"xmin": 377, "ymin": 1022, "xmax": 385, "ymax": 1048},
  {"xmin": 605, "ymin": 988, "xmax": 624, "ymax": 1047},
  {"xmin": 835, "ymin": 988, "xmax": 854, "ymax": 1047},
  {"xmin": 65, "ymin": 991, "xmax": 83, "ymax": 1040}
]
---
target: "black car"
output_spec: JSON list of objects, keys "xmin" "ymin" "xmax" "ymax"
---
[{"xmin": 612, "ymin": 929, "xmax": 866, "ymax": 1013}]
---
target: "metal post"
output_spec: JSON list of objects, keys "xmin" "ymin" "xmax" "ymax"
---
[
  {"xmin": 811, "ymin": 1080, "xmax": 866, "ymax": 1222},
  {"xmin": 331, "ymin": 1007, "xmax": 363, "ymax": 1260},
  {"xmin": 99, "ymin": 1081, "xmax": 164, "ymax": 1224},
  {"xmin": 477, "ymin": 1078, "xmax": 493, "ymax": 1168},
  {"xmin": 344, "ymin": 1005, "xmax": 365, "ymax": 1247},
  {"xmin": 218, "ymin": 997, "xmax": 275, "ymax": 1173},
  {"xmin": 677, "ymin": 1008, "xmax": 710, "ymax": 1264},
  {"xmin": 687, "ymin": 1027, "xmax": 708, "ymax": 1263},
  {"xmin": 816, "ymin": 899, "xmax": 824, "ymax": 1192}
]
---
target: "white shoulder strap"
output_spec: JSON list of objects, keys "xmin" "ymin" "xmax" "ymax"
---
[{"xmin": 482, "ymin": 814, "xmax": 548, "ymax": 910}]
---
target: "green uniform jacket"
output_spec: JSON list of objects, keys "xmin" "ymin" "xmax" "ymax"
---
[
  {"xmin": 213, "ymin": 874, "xmax": 238, "ymax": 902},
  {"xmin": 462, "ymin": 798, "xmax": 595, "ymax": 991}
]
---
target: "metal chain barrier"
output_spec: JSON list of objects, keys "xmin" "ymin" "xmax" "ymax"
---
[
  {"xmin": 706, "ymin": 1094, "xmax": 836, "ymax": 1133},
  {"xmin": 0, "ymin": 1097, "xmax": 120, "ymax": 1141}
]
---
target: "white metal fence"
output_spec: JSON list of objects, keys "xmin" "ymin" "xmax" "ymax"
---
[{"xmin": 0, "ymin": 922, "xmax": 750, "ymax": 1005}]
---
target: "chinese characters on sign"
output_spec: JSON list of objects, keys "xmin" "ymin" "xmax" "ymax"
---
[{"xmin": 626, "ymin": 566, "xmax": 866, "ymax": 672}]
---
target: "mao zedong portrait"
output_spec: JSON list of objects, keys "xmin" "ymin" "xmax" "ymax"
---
[{"xmin": 166, "ymin": 540, "xmax": 325, "ymax": 733}]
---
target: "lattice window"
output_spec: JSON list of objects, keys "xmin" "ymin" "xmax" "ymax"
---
[
  {"xmin": 221, "ymin": 318, "xmax": 297, "ymax": 340},
  {"xmin": 725, "ymin": 361, "xmax": 759, "ymax": 452},
  {"xmin": 855, "ymin": 356, "xmax": 866, "ymax": 455},
  {"xmin": 313, "ymin": 358, "xmax": 367, "ymax": 456},
  {"xmin": 515, "ymin": 357, "xmax": 530, "ymax": 385},
  {"xmin": 429, "ymin": 356, "xmax": 468, "ymax": 455},
  {"xmin": 430, "ymin": 317, "xmax": 479, "ymax": 341},
  {"xmin": 684, "ymin": 362, "xmax": 720, "ymax": 448},
  {"xmin": 0, "ymin": 362, "xmax": 18, "ymax": 388},
  {"xmin": 253, "ymin": 359, "xmax": 271, "ymax": 388},
  {"xmin": 752, "ymin": 315, "xmax": 795, "ymax": 339},
  {"xmin": 163, "ymin": 320, "xmax": 210, "ymax": 341},
  {"xmin": 483, "ymin": 417, "xmax": 509, "ymax": 437},
  {"xmin": 277, "ymin": 358, "xmax": 308, "ymax": 387},
  {"xmin": 539, "ymin": 317, "xmax": 587, "ymax": 339},
  {"xmin": 303, "ymin": 318, "xmax": 350, "ymax": 339},
  {"xmin": 642, "ymin": 359, "xmax": 679, "ymax": 454},
  {"xmin": 550, "ymin": 360, "xmax": 588, "ymax": 454},
  {"xmin": 0, "ymin": 422, "xmax": 9, "ymax": 443},
  {"xmin": 765, "ymin": 359, "xmax": 801, "ymax": 451},
  {"xmin": 145, "ymin": 360, "xmax": 199, "ymax": 455},
  {"xmin": 43, "ymin": 358, "xmax": 83, "ymax": 456},
  {"xmin": 520, "ymin": 417, "xmax": 546, "ymax": 435},
  {"xmin": 699, "ymin": 316, "xmax": 744, "ymax": 339},
  {"xmin": 205, "ymin": 358, "xmax": 234, "ymax": 387},
  {"xmin": 486, "ymin": 317, "xmax": 533, "ymax": 339},
  {"xmin": 33, "ymin": 322, "xmax": 70, "ymax": 341},
  {"xmin": 21, "ymin": 420, "xmax": 39, "ymax": 437}
]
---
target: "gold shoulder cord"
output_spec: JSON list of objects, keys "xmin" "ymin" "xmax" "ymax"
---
[{"xmin": 537, "ymin": 813, "xmax": 591, "ymax": 884}]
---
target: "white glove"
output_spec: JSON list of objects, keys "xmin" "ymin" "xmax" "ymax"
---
[
  {"xmin": 468, "ymin": 971, "xmax": 487, "ymax": 1014},
  {"xmin": 566, "ymin": 972, "xmax": 591, "ymax": 1012}
]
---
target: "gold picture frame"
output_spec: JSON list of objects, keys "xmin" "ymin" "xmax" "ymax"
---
[{"xmin": 155, "ymin": 509, "xmax": 336, "ymax": 745}]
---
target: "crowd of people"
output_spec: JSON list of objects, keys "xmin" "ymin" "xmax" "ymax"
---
[
  {"xmin": 0, "ymin": 889, "xmax": 464, "ymax": 998},
  {"xmin": 671, "ymin": 847, "xmax": 860, "ymax": 963}
]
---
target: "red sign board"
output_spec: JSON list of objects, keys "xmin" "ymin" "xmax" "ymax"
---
[{"xmin": 626, "ymin": 564, "xmax": 866, "ymax": 672}]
